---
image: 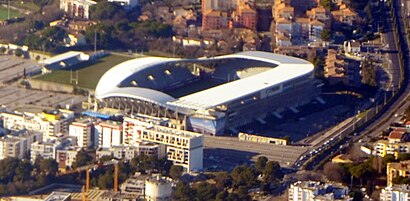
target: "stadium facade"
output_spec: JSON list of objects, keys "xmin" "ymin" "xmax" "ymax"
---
[{"xmin": 95, "ymin": 51, "xmax": 321, "ymax": 135}]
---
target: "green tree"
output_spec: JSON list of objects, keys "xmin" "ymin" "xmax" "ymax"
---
[
  {"xmin": 263, "ymin": 161, "xmax": 283, "ymax": 184},
  {"xmin": 393, "ymin": 176, "xmax": 410, "ymax": 185},
  {"xmin": 0, "ymin": 46, "xmax": 6, "ymax": 53},
  {"xmin": 320, "ymin": 29, "xmax": 333, "ymax": 41},
  {"xmin": 215, "ymin": 190, "xmax": 229, "ymax": 201},
  {"xmin": 97, "ymin": 171, "xmax": 113, "ymax": 189},
  {"xmin": 0, "ymin": 158, "xmax": 20, "ymax": 183},
  {"xmin": 39, "ymin": 158, "xmax": 58, "ymax": 176},
  {"xmin": 320, "ymin": 0, "xmax": 334, "ymax": 11},
  {"xmin": 14, "ymin": 161, "xmax": 33, "ymax": 182},
  {"xmin": 194, "ymin": 182, "xmax": 217, "ymax": 201},
  {"xmin": 14, "ymin": 49, "xmax": 23, "ymax": 57},
  {"xmin": 34, "ymin": 0, "xmax": 53, "ymax": 7},
  {"xmin": 214, "ymin": 172, "xmax": 231, "ymax": 190},
  {"xmin": 361, "ymin": 59, "xmax": 377, "ymax": 87},
  {"xmin": 231, "ymin": 165, "xmax": 257, "ymax": 189},
  {"xmin": 90, "ymin": 1, "xmax": 125, "ymax": 20},
  {"xmin": 255, "ymin": 156, "xmax": 268, "ymax": 174},
  {"xmin": 42, "ymin": 26, "xmax": 67, "ymax": 43},
  {"xmin": 72, "ymin": 149, "xmax": 94, "ymax": 169},
  {"xmin": 313, "ymin": 56, "xmax": 325, "ymax": 79},
  {"xmin": 169, "ymin": 165, "xmax": 183, "ymax": 180},
  {"xmin": 173, "ymin": 181, "xmax": 196, "ymax": 201},
  {"xmin": 398, "ymin": 153, "xmax": 410, "ymax": 161}
]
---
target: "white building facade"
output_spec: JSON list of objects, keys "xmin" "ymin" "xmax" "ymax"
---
[
  {"xmin": 380, "ymin": 185, "xmax": 410, "ymax": 201},
  {"xmin": 123, "ymin": 117, "xmax": 203, "ymax": 172}
]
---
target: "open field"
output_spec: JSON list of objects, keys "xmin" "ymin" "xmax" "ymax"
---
[
  {"xmin": 0, "ymin": 6, "xmax": 20, "ymax": 20},
  {"xmin": 34, "ymin": 55, "xmax": 131, "ymax": 89}
]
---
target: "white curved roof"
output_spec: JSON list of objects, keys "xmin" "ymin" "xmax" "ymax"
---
[
  {"xmin": 95, "ymin": 57, "xmax": 178, "ymax": 106},
  {"xmin": 95, "ymin": 51, "xmax": 314, "ymax": 110}
]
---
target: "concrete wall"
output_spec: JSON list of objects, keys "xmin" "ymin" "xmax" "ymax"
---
[{"xmin": 28, "ymin": 79, "xmax": 74, "ymax": 93}]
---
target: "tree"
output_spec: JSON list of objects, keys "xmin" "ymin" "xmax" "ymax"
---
[
  {"xmin": 72, "ymin": 149, "xmax": 94, "ymax": 169},
  {"xmin": 320, "ymin": 0, "xmax": 334, "ymax": 11},
  {"xmin": 90, "ymin": 1, "xmax": 125, "ymax": 21},
  {"xmin": 214, "ymin": 172, "xmax": 231, "ymax": 190},
  {"xmin": 361, "ymin": 59, "xmax": 377, "ymax": 87},
  {"xmin": 14, "ymin": 161, "xmax": 33, "ymax": 182},
  {"xmin": 169, "ymin": 165, "xmax": 183, "ymax": 180},
  {"xmin": 215, "ymin": 190, "xmax": 229, "ymax": 201},
  {"xmin": 34, "ymin": 0, "xmax": 53, "ymax": 7},
  {"xmin": 231, "ymin": 165, "xmax": 257, "ymax": 189},
  {"xmin": 398, "ymin": 153, "xmax": 410, "ymax": 161},
  {"xmin": 0, "ymin": 158, "xmax": 20, "ymax": 183},
  {"xmin": 320, "ymin": 29, "xmax": 332, "ymax": 41},
  {"xmin": 173, "ymin": 181, "xmax": 196, "ymax": 201},
  {"xmin": 194, "ymin": 182, "xmax": 217, "ymax": 201},
  {"xmin": 313, "ymin": 56, "xmax": 325, "ymax": 79},
  {"xmin": 97, "ymin": 171, "xmax": 114, "ymax": 189},
  {"xmin": 14, "ymin": 49, "xmax": 23, "ymax": 57},
  {"xmin": 255, "ymin": 156, "xmax": 268, "ymax": 174},
  {"xmin": 263, "ymin": 161, "xmax": 283, "ymax": 184},
  {"xmin": 39, "ymin": 158, "xmax": 58, "ymax": 176},
  {"xmin": 323, "ymin": 163, "xmax": 348, "ymax": 183},
  {"xmin": 393, "ymin": 176, "xmax": 410, "ymax": 185}
]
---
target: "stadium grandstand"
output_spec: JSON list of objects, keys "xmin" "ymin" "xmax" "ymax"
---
[
  {"xmin": 40, "ymin": 51, "xmax": 90, "ymax": 72},
  {"xmin": 95, "ymin": 51, "xmax": 322, "ymax": 135}
]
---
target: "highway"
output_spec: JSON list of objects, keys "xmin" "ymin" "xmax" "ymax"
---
[{"xmin": 301, "ymin": 0, "xmax": 410, "ymax": 170}]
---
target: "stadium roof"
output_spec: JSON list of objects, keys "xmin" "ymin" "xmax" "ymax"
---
[
  {"xmin": 95, "ymin": 51, "xmax": 314, "ymax": 110},
  {"xmin": 169, "ymin": 52, "xmax": 313, "ymax": 109}
]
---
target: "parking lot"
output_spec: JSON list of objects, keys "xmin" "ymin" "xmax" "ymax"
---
[
  {"xmin": 0, "ymin": 55, "xmax": 40, "ymax": 84},
  {"xmin": 203, "ymin": 135, "xmax": 308, "ymax": 171},
  {"xmin": 0, "ymin": 84, "xmax": 86, "ymax": 112}
]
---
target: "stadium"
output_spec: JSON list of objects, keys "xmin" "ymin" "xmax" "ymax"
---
[{"xmin": 95, "ymin": 51, "xmax": 322, "ymax": 135}]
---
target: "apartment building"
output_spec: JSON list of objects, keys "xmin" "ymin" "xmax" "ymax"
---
[
  {"xmin": 202, "ymin": 10, "xmax": 228, "ymax": 30},
  {"xmin": 374, "ymin": 129, "xmax": 410, "ymax": 158},
  {"xmin": 0, "ymin": 130, "xmax": 42, "ymax": 160},
  {"xmin": 30, "ymin": 137, "xmax": 72, "ymax": 163},
  {"xmin": 1, "ymin": 109, "xmax": 74, "ymax": 139},
  {"xmin": 387, "ymin": 161, "xmax": 410, "ymax": 187},
  {"xmin": 380, "ymin": 184, "xmax": 410, "ymax": 201},
  {"xmin": 233, "ymin": 1, "xmax": 257, "ymax": 30},
  {"xmin": 96, "ymin": 142, "xmax": 160, "ymax": 161},
  {"xmin": 123, "ymin": 116, "xmax": 203, "ymax": 172},
  {"xmin": 95, "ymin": 121, "xmax": 123, "ymax": 148},
  {"xmin": 69, "ymin": 118, "xmax": 93, "ymax": 148},
  {"xmin": 56, "ymin": 145, "xmax": 82, "ymax": 170},
  {"xmin": 288, "ymin": 181, "xmax": 352, "ymax": 201},
  {"xmin": 60, "ymin": 0, "xmax": 96, "ymax": 19}
]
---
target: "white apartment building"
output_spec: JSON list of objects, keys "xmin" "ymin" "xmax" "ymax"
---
[
  {"xmin": 288, "ymin": 181, "xmax": 352, "ymax": 201},
  {"xmin": 56, "ymin": 146, "xmax": 81, "ymax": 169},
  {"xmin": 30, "ymin": 138, "xmax": 72, "ymax": 163},
  {"xmin": 69, "ymin": 119, "xmax": 93, "ymax": 148},
  {"xmin": 123, "ymin": 116, "xmax": 203, "ymax": 172},
  {"xmin": 380, "ymin": 185, "xmax": 410, "ymax": 201},
  {"xmin": 96, "ymin": 142, "xmax": 160, "ymax": 160},
  {"xmin": 0, "ymin": 130, "xmax": 42, "ymax": 160},
  {"xmin": 95, "ymin": 121, "xmax": 122, "ymax": 148},
  {"xmin": 1, "ymin": 110, "xmax": 74, "ymax": 139}
]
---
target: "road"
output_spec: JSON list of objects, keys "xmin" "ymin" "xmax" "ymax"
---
[
  {"xmin": 298, "ymin": 0, "xmax": 410, "ymax": 170},
  {"xmin": 359, "ymin": 0, "xmax": 410, "ymax": 141}
]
